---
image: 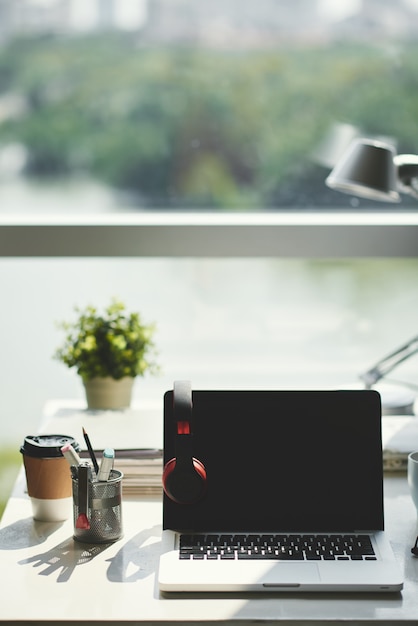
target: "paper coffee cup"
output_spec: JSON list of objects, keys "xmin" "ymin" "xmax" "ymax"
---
[{"xmin": 20, "ymin": 434, "xmax": 80, "ymax": 522}]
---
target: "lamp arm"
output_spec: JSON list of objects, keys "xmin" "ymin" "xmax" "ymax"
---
[
  {"xmin": 394, "ymin": 154, "xmax": 418, "ymax": 198},
  {"xmin": 359, "ymin": 335, "xmax": 418, "ymax": 388}
]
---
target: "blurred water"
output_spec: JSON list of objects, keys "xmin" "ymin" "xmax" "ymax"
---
[{"xmin": 1, "ymin": 256, "xmax": 418, "ymax": 448}]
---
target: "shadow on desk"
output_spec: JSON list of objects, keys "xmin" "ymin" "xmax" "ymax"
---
[
  {"xmin": 0, "ymin": 516, "xmax": 162, "ymax": 584},
  {"xmin": 0, "ymin": 516, "xmax": 63, "ymax": 550},
  {"xmin": 18, "ymin": 537, "xmax": 111, "ymax": 582},
  {"xmin": 107, "ymin": 524, "xmax": 161, "ymax": 583}
]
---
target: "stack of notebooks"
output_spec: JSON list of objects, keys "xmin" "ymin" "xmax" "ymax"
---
[
  {"xmin": 92, "ymin": 449, "xmax": 163, "ymax": 497},
  {"xmin": 78, "ymin": 448, "xmax": 163, "ymax": 496}
]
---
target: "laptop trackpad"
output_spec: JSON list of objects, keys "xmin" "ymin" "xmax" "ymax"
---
[{"xmin": 262, "ymin": 563, "xmax": 320, "ymax": 587}]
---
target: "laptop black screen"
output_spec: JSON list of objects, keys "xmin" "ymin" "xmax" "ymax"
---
[{"xmin": 163, "ymin": 389, "xmax": 384, "ymax": 533}]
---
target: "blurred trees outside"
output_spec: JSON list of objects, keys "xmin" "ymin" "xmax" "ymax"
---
[
  {"xmin": 0, "ymin": 33, "xmax": 417, "ymax": 209},
  {"xmin": 0, "ymin": 448, "xmax": 20, "ymax": 519}
]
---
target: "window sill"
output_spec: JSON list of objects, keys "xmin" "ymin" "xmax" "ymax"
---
[{"xmin": 0, "ymin": 211, "xmax": 417, "ymax": 257}]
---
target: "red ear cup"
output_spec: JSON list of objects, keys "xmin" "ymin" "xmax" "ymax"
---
[{"xmin": 163, "ymin": 457, "xmax": 207, "ymax": 504}]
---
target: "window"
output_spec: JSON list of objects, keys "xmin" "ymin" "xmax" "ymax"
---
[
  {"xmin": 2, "ymin": 256, "xmax": 418, "ymax": 447},
  {"xmin": 0, "ymin": 1, "xmax": 418, "ymax": 448},
  {"xmin": 1, "ymin": 0, "xmax": 418, "ymax": 212}
]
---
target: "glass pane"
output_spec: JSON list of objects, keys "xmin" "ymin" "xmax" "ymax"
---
[
  {"xmin": 1, "ymin": 0, "xmax": 418, "ymax": 213},
  {"xmin": 1, "ymin": 257, "xmax": 418, "ymax": 445}
]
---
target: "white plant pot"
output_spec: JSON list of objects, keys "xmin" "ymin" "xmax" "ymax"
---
[{"xmin": 83, "ymin": 376, "xmax": 135, "ymax": 410}]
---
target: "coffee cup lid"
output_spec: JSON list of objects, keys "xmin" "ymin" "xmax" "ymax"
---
[{"xmin": 20, "ymin": 434, "xmax": 80, "ymax": 458}]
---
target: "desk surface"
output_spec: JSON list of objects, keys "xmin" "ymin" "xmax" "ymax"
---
[
  {"xmin": 2, "ymin": 401, "xmax": 418, "ymax": 625},
  {"xmin": 0, "ymin": 473, "xmax": 417, "ymax": 625}
]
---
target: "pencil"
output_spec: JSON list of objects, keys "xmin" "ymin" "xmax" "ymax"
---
[{"xmin": 82, "ymin": 426, "xmax": 99, "ymax": 474}]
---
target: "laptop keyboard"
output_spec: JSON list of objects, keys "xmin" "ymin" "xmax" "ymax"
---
[{"xmin": 179, "ymin": 533, "xmax": 377, "ymax": 561}]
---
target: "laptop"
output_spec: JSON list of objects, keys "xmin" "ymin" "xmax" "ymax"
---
[{"xmin": 158, "ymin": 383, "xmax": 403, "ymax": 593}]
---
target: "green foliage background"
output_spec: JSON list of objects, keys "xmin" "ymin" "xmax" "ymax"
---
[
  {"xmin": 0, "ymin": 448, "xmax": 20, "ymax": 519},
  {"xmin": 0, "ymin": 34, "xmax": 418, "ymax": 208}
]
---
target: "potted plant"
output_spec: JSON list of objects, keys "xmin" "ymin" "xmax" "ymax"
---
[{"xmin": 54, "ymin": 299, "xmax": 159, "ymax": 410}]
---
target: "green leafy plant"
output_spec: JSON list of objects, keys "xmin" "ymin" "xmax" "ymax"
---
[{"xmin": 54, "ymin": 299, "xmax": 159, "ymax": 381}]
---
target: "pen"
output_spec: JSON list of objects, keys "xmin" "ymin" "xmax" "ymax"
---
[
  {"xmin": 97, "ymin": 447, "xmax": 115, "ymax": 482},
  {"xmin": 82, "ymin": 426, "xmax": 99, "ymax": 475},
  {"xmin": 75, "ymin": 462, "xmax": 91, "ymax": 530},
  {"xmin": 61, "ymin": 442, "xmax": 82, "ymax": 467}
]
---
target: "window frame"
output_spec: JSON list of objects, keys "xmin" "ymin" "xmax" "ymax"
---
[{"xmin": 0, "ymin": 212, "xmax": 417, "ymax": 257}]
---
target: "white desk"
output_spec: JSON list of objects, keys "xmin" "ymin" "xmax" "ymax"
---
[
  {"xmin": 2, "ymin": 403, "xmax": 418, "ymax": 624},
  {"xmin": 0, "ymin": 473, "xmax": 417, "ymax": 624}
]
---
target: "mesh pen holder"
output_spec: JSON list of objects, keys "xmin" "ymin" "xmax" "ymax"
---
[{"xmin": 72, "ymin": 469, "xmax": 123, "ymax": 543}]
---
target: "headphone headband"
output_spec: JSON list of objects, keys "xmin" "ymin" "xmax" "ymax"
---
[{"xmin": 173, "ymin": 380, "xmax": 193, "ymax": 428}]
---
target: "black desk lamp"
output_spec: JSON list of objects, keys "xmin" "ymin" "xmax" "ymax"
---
[
  {"xmin": 358, "ymin": 337, "xmax": 418, "ymax": 415},
  {"xmin": 325, "ymin": 137, "xmax": 418, "ymax": 202},
  {"xmin": 359, "ymin": 336, "xmax": 418, "ymax": 389},
  {"xmin": 325, "ymin": 137, "xmax": 418, "ymax": 414}
]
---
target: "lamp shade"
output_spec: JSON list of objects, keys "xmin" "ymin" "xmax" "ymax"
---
[{"xmin": 325, "ymin": 138, "xmax": 400, "ymax": 202}]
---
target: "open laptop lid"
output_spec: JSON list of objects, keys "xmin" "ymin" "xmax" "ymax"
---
[{"xmin": 163, "ymin": 387, "xmax": 384, "ymax": 533}]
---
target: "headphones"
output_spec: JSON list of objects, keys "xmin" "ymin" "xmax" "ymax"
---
[{"xmin": 162, "ymin": 381, "xmax": 207, "ymax": 504}]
